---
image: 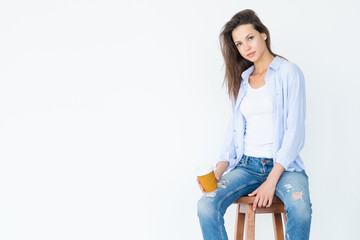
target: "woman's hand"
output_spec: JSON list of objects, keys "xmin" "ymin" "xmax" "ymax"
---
[
  {"xmin": 197, "ymin": 161, "xmax": 228, "ymax": 193},
  {"xmin": 197, "ymin": 175, "xmax": 220, "ymax": 193},
  {"xmin": 248, "ymin": 162, "xmax": 285, "ymax": 211},
  {"xmin": 248, "ymin": 180, "xmax": 276, "ymax": 211}
]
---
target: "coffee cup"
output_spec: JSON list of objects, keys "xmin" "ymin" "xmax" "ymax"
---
[{"xmin": 197, "ymin": 165, "xmax": 217, "ymax": 193}]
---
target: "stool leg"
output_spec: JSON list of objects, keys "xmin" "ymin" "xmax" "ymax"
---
[
  {"xmin": 245, "ymin": 205, "xmax": 255, "ymax": 240},
  {"xmin": 282, "ymin": 212, "xmax": 287, "ymax": 226},
  {"xmin": 234, "ymin": 204, "xmax": 245, "ymax": 240},
  {"xmin": 272, "ymin": 213, "xmax": 285, "ymax": 240}
]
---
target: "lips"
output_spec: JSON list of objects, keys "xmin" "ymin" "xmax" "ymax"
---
[{"xmin": 247, "ymin": 51, "xmax": 255, "ymax": 57}]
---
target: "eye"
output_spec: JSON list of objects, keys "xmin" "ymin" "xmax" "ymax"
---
[{"xmin": 236, "ymin": 36, "xmax": 254, "ymax": 47}]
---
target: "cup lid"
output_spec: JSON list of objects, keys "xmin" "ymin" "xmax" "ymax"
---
[{"xmin": 196, "ymin": 164, "xmax": 214, "ymax": 176}]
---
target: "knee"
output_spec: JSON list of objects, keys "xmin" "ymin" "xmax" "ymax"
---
[
  {"xmin": 197, "ymin": 195, "xmax": 218, "ymax": 219},
  {"xmin": 285, "ymin": 201, "xmax": 312, "ymax": 225}
]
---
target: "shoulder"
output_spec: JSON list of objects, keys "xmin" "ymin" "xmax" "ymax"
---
[
  {"xmin": 277, "ymin": 59, "xmax": 305, "ymax": 85},
  {"xmin": 278, "ymin": 59, "xmax": 303, "ymax": 76}
]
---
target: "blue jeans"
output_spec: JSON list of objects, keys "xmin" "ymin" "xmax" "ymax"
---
[{"xmin": 197, "ymin": 155, "xmax": 312, "ymax": 240}]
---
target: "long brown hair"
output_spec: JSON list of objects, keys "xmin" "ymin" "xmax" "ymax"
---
[{"xmin": 219, "ymin": 9, "xmax": 287, "ymax": 102}]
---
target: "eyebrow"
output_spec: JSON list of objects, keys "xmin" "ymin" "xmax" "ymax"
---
[{"xmin": 234, "ymin": 33, "xmax": 254, "ymax": 44}]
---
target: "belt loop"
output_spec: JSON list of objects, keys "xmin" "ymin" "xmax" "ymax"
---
[{"xmin": 244, "ymin": 155, "xmax": 249, "ymax": 165}]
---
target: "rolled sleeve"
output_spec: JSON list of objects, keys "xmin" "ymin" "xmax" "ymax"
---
[{"xmin": 274, "ymin": 64, "xmax": 306, "ymax": 170}]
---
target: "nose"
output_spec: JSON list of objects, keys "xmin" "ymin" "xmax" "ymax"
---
[{"xmin": 242, "ymin": 43, "xmax": 250, "ymax": 51}]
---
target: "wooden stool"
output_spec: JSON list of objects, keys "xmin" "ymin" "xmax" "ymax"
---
[{"xmin": 233, "ymin": 196, "xmax": 287, "ymax": 240}]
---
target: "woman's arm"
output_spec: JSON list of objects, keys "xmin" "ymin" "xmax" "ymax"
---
[
  {"xmin": 274, "ymin": 63, "xmax": 306, "ymax": 169},
  {"xmin": 215, "ymin": 161, "xmax": 230, "ymax": 179},
  {"xmin": 248, "ymin": 163, "xmax": 284, "ymax": 211}
]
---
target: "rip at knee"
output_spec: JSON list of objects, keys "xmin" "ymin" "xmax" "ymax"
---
[
  {"xmin": 284, "ymin": 184, "xmax": 293, "ymax": 192},
  {"xmin": 217, "ymin": 179, "xmax": 229, "ymax": 189},
  {"xmin": 205, "ymin": 192, "xmax": 216, "ymax": 197},
  {"xmin": 284, "ymin": 183, "xmax": 303, "ymax": 200},
  {"xmin": 292, "ymin": 192, "xmax": 303, "ymax": 200},
  {"xmin": 203, "ymin": 179, "xmax": 229, "ymax": 198}
]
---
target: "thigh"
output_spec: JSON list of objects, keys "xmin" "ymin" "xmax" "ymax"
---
[
  {"xmin": 198, "ymin": 165, "xmax": 261, "ymax": 213},
  {"xmin": 275, "ymin": 171, "xmax": 312, "ymax": 210}
]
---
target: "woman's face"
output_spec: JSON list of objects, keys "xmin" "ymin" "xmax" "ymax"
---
[{"xmin": 231, "ymin": 23, "xmax": 268, "ymax": 62}]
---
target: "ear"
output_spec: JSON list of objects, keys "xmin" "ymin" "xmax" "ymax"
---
[{"xmin": 261, "ymin": 33, "xmax": 267, "ymax": 41}]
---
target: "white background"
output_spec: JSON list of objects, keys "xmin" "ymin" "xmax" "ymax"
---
[{"xmin": 1, "ymin": 0, "xmax": 359, "ymax": 239}]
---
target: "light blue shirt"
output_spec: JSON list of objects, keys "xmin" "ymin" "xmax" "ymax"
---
[{"xmin": 216, "ymin": 56, "xmax": 306, "ymax": 174}]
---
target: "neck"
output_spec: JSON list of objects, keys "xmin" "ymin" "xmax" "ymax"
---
[{"xmin": 252, "ymin": 52, "xmax": 275, "ymax": 75}]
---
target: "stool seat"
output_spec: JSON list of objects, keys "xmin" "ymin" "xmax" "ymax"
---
[
  {"xmin": 235, "ymin": 196, "xmax": 284, "ymax": 204},
  {"xmin": 233, "ymin": 196, "xmax": 287, "ymax": 240}
]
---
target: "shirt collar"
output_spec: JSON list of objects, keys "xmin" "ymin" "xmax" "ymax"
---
[{"xmin": 241, "ymin": 55, "xmax": 284, "ymax": 81}]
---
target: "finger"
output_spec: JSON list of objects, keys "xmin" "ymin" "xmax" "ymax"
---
[
  {"xmin": 266, "ymin": 197, "xmax": 273, "ymax": 207},
  {"xmin": 196, "ymin": 178, "xmax": 201, "ymax": 186},
  {"xmin": 263, "ymin": 197, "xmax": 270, "ymax": 207},
  {"xmin": 261, "ymin": 198, "xmax": 268, "ymax": 207},
  {"xmin": 248, "ymin": 189, "xmax": 258, "ymax": 197},
  {"xmin": 257, "ymin": 197, "xmax": 264, "ymax": 208},
  {"xmin": 197, "ymin": 181, "xmax": 204, "ymax": 191},
  {"xmin": 253, "ymin": 197, "xmax": 259, "ymax": 211},
  {"xmin": 196, "ymin": 179, "xmax": 204, "ymax": 192}
]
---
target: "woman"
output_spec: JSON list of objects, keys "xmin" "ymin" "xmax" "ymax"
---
[{"xmin": 196, "ymin": 9, "xmax": 312, "ymax": 240}]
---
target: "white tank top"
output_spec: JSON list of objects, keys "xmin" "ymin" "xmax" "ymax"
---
[{"xmin": 240, "ymin": 83, "xmax": 274, "ymax": 158}]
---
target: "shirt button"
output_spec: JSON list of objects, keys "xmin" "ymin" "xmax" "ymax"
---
[
  {"xmin": 236, "ymin": 146, "xmax": 239, "ymax": 148},
  {"xmin": 233, "ymin": 129, "xmax": 236, "ymax": 132}
]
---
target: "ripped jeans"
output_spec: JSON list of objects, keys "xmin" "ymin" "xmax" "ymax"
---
[{"xmin": 197, "ymin": 155, "xmax": 312, "ymax": 240}]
